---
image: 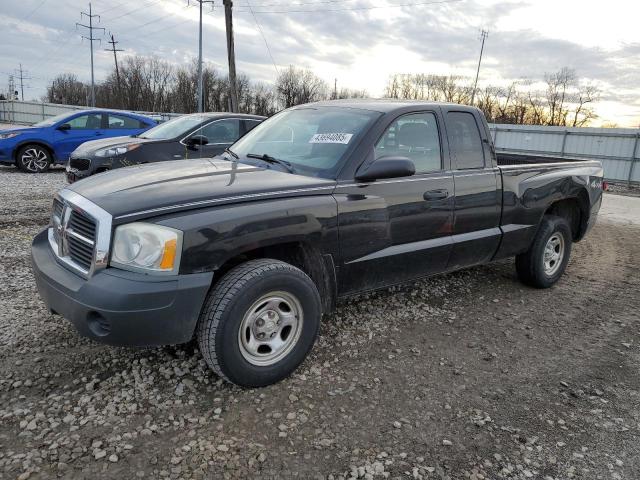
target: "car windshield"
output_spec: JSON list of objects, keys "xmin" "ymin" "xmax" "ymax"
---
[
  {"xmin": 230, "ymin": 107, "xmax": 380, "ymax": 178},
  {"xmin": 33, "ymin": 111, "xmax": 79, "ymax": 127},
  {"xmin": 139, "ymin": 115, "xmax": 206, "ymax": 140}
]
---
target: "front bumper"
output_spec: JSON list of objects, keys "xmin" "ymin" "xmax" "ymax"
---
[
  {"xmin": 66, "ymin": 165, "xmax": 91, "ymax": 183},
  {"xmin": 31, "ymin": 229, "xmax": 213, "ymax": 346}
]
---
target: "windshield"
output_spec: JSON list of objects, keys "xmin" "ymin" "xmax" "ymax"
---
[
  {"xmin": 33, "ymin": 111, "xmax": 79, "ymax": 127},
  {"xmin": 230, "ymin": 107, "xmax": 380, "ymax": 178},
  {"xmin": 139, "ymin": 115, "xmax": 206, "ymax": 140}
]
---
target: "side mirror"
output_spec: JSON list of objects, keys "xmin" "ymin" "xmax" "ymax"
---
[
  {"xmin": 355, "ymin": 156, "xmax": 416, "ymax": 182},
  {"xmin": 57, "ymin": 123, "xmax": 71, "ymax": 131},
  {"xmin": 186, "ymin": 135, "xmax": 209, "ymax": 146}
]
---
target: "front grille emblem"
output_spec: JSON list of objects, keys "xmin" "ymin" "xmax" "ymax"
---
[{"xmin": 58, "ymin": 205, "xmax": 72, "ymax": 257}]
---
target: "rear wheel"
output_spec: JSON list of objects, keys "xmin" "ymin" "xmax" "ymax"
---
[
  {"xmin": 516, "ymin": 215, "xmax": 572, "ymax": 288},
  {"xmin": 196, "ymin": 259, "xmax": 322, "ymax": 387},
  {"xmin": 16, "ymin": 144, "xmax": 52, "ymax": 173}
]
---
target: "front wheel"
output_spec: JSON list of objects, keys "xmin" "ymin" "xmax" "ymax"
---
[
  {"xmin": 516, "ymin": 215, "xmax": 572, "ymax": 288},
  {"xmin": 16, "ymin": 144, "xmax": 52, "ymax": 173},
  {"xmin": 196, "ymin": 259, "xmax": 322, "ymax": 387}
]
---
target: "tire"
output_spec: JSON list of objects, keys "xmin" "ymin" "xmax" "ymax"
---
[
  {"xmin": 516, "ymin": 215, "xmax": 572, "ymax": 288},
  {"xmin": 16, "ymin": 144, "xmax": 52, "ymax": 173},
  {"xmin": 196, "ymin": 259, "xmax": 322, "ymax": 387}
]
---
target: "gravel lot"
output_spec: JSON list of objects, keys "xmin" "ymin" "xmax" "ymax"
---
[{"xmin": 1, "ymin": 166, "xmax": 639, "ymax": 480}]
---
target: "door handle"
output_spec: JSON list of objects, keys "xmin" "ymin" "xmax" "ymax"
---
[
  {"xmin": 423, "ymin": 189, "xmax": 449, "ymax": 201},
  {"xmin": 95, "ymin": 132, "xmax": 104, "ymax": 136}
]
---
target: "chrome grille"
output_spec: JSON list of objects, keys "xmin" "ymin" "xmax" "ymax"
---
[
  {"xmin": 48, "ymin": 190, "xmax": 112, "ymax": 277},
  {"xmin": 66, "ymin": 211, "xmax": 96, "ymax": 270}
]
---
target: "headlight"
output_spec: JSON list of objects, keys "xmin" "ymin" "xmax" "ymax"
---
[
  {"xmin": 0, "ymin": 132, "xmax": 20, "ymax": 139},
  {"xmin": 95, "ymin": 143, "xmax": 141, "ymax": 157},
  {"xmin": 111, "ymin": 223, "xmax": 182, "ymax": 274}
]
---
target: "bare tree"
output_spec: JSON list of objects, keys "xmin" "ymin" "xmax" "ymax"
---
[
  {"xmin": 570, "ymin": 83, "xmax": 599, "ymax": 127},
  {"xmin": 46, "ymin": 74, "xmax": 88, "ymax": 106},
  {"xmin": 275, "ymin": 66, "xmax": 328, "ymax": 108}
]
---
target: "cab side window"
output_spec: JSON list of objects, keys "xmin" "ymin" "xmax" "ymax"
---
[
  {"xmin": 199, "ymin": 119, "xmax": 240, "ymax": 143},
  {"xmin": 374, "ymin": 112, "xmax": 441, "ymax": 173},
  {"xmin": 446, "ymin": 112, "xmax": 485, "ymax": 169},
  {"xmin": 67, "ymin": 113, "xmax": 103, "ymax": 130}
]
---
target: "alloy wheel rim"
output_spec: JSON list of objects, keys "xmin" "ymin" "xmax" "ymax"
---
[
  {"xmin": 543, "ymin": 233, "xmax": 565, "ymax": 276},
  {"xmin": 238, "ymin": 291, "xmax": 303, "ymax": 366},
  {"xmin": 21, "ymin": 148, "xmax": 48, "ymax": 172}
]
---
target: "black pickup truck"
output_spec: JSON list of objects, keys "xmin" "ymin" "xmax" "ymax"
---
[{"xmin": 32, "ymin": 100, "xmax": 604, "ymax": 387}]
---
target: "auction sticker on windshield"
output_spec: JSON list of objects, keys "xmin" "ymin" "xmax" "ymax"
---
[{"xmin": 309, "ymin": 133, "xmax": 353, "ymax": 144}]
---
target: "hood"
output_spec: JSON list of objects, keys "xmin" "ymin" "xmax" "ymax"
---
[
  {"xmin": 72, "ymin": 135, "xmax": 157, "ymax": 155},
  {"xmin": 0, "ymin": 126, "xmax": 40, "ymax": 136},
  {"xmin": 67, "ymin": 158, "xmax": 336, "ymax": 222}
]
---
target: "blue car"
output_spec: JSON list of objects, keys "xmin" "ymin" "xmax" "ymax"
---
[{"xmin": 0, "ymin": 109, "xmax": 156, "ymax": 173}]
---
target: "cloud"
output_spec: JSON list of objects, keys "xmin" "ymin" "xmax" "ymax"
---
[{"xmin": 0, "ymin": 0, "xmax": 638, "ymax": 126}]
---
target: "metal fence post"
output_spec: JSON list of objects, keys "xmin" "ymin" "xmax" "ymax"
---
[
  {"xmin": 628, "ymin": 132, "xmax": 639, "ymax": 186},
  {"xmin": 560, "ymin": 130, "xmax": 568, "ymax": 157}
]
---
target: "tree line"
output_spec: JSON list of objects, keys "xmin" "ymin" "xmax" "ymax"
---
[
  {"xmin": 45, "ymin": 55, "xmax": 599, "ymax": 127},
  {"xmin": 384, "ymin": 67, "xmax": 599, "ymax": 127}
]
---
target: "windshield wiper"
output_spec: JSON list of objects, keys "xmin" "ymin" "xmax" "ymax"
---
[
  {"xmin": 246, "ymin": 153, "xmax": 294, "ymax": 173},
  {"xmin": 224, "ymin": 147, "xmax": 239, "ymax": 159}
]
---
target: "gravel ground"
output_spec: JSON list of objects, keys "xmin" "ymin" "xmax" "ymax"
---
[{"xmin": 1, "ymin": 166, "xmax": 639, "ymax": 480}]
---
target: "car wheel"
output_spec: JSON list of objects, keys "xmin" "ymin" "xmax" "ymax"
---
[
  {"xmin": 16, "ymin": 145, "xmax": 52, "ymax": 173},
  {"xmin": 197, "ymin": 259, "xmax": 322, "ymax": 387},
  {"xmin": 516, "ymin": 215, "xmax": 572, "ymax": 288}
]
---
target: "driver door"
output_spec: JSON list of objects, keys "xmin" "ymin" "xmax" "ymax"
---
[
  {"xmin": 53, "ymin": 112, "xmax": 105, "ymax": 161},
  {"xmin": 335, "ymin": 110, "xmax": 455, "ymax": 294}
]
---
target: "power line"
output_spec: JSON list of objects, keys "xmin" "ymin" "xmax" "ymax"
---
[
  {"xmin": 237, "ymin": 0, "xmax": 364, "ymax": 6},
  {"xmin": 22, "ymin": 0, "xmax": 48, "ymax": 21},
  {"xmin": 245, "ymin": 0, "xmax": 279, "ymax": 76},
  {"xmin": 107, "ymin": 0, "xmax": 162, "ymax": 22},
  {"xmin": 471, "ymin": 29, "xmax": 488, "ymax": 106},
  {"xmin": 234, "ymin": 0, "xmax": 463, "ymax": 13},
  {"xmin": 76, "ymin": 2, "xmax": 105, "ymax": 107}
]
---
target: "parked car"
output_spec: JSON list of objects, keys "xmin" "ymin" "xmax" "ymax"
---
[
  {"xmin": 32, "ymin": 100, "xmax": 604, "ymax": 387},
  {"xmin": 0, "ymin": 110, "xmax": 156, "ymax": 173},
  {"xmin": 66, "ymin": 112, "xmax": 266, "ymax": 182}
]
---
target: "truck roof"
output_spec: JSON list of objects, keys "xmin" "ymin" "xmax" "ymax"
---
[{"xmin": 300, "ymin": 99, "xmax": 479, "ymax": 113}]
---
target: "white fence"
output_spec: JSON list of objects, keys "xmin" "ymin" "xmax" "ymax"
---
[
  {"xmin": 489, "ymin": 123, "xmax": 640, "ymax": 184},
  {"xmin": 2, "ymin": 100, "xmax": 638, "ymax": 183},
  {"xmin": 0, "ymin": 100, "xmax": 181, "ymax": 125}
]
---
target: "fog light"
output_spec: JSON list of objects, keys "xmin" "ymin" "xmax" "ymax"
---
[{"xmin": 87, "ymin": 311, "xmax": 111, "ymax": 337}]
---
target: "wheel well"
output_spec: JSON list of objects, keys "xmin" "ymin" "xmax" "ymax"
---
[
  {"xmin": 95, "ymin": 167, "xmax": 110, "ymax": 173},
  {"xmin": 213, "ymin": 242, "xmax": 337, "ymax": 313},
  {"xmin": 544, "ymin": 191, "xmax": 589, "ymax": 241},
  {"xmin": 14, "ymin": 142, "xmax": 55, "ymax": 163}
]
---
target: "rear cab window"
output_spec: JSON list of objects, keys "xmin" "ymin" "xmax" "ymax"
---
[{"xmin": 446, "ymin": 111, "xmax": 485, "ymax": 169}]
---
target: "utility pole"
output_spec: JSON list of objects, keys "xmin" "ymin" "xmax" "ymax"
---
[
  {"xmin": 76, "ymin": 3, "xmax": 104, "ymax": 107},
  {"xmin": 105, "ymin": 33, "xmax": 124, "ymax": 107},
  {"xmin": 15, "ymin": 64, "xmax": 31, "ymax": 101},
  {"xmin": 470, "ymin": 29, "xmax": 488, "ymax": 107},
  {"xmin": 334, "ymin": 78, "xmax": 337, "ymax": 99},
  {"xmin": 189, "ymin": 0, "xmax": 214, "ymax": 113},
  {"xmin": 8, "ymin": 75, "xmax": 17, "ymax": 100},
  {"xmin": 223, "ymin": 0, "xmax": 238, "ymax": 112}
]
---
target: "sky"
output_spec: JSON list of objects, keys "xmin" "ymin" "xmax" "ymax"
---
[{"xmin": 1, "ymin": 0, "xmax": 639, "ymax": 127}]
